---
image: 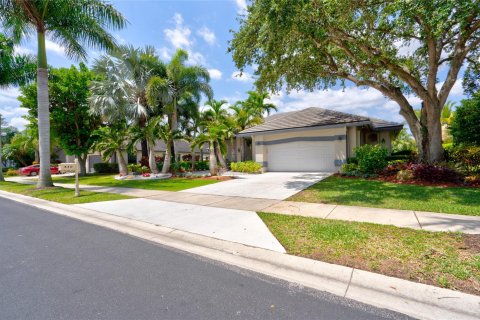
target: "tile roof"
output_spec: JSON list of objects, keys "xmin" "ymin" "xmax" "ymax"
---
[
  {"xmin": 239, "ymin": 107, "xmax": 402, "ymax": 135},
  {"xmin": 136, "ymin": 140, "xmax": 208, "ymax": 153}
]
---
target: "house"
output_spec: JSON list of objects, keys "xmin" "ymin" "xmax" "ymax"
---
[
  {"xmin": 135, "ymin": 140, "xmax": 209, "ymax": 163},
  {"xmin": 236, "ymin": 107, "xmax": 403, "ymax": 172}
]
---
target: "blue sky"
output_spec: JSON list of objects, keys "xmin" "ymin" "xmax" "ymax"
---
[{"xmin": 0, "ymin": 0, "xmax": 467, "ymax": 130}]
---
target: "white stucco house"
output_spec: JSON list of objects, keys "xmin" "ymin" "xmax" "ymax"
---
[{"xmin": 235, "ymin": 107, "xmax": 403, "ymax": 172}]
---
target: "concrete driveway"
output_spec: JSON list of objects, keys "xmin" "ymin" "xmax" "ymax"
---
[{"xmin": 182, "ymin": 172, "xmax": 332, "ymax": 200}]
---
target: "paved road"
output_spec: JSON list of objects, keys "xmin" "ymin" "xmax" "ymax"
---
[{"xmin": 0, "ymin": 198, "xmax": 410, "ymax": 320}]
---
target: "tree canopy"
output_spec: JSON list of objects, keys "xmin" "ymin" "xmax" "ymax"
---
[
  {"xmin": 230, "ymin": 0, "xmax": 480, "ymax": 163},
  {"xmin": 450, "ymin": 94, "xmax": 480, "ymax": 146}
]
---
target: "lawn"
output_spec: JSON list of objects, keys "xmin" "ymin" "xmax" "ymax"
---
[
  {"xmin": 52, "ymin": 174, "xmax": 221, "ymax": 191},
  {"xmin": 289, "ymin": 176, "xmax": 480, "ymax": 216},
  {"xmin": 0, "ymin": 181, "xmax": 131, "ymax": 204},
  {"xmin": 258, "ymin": 212, "xmax": 480, "ymax": 295}
]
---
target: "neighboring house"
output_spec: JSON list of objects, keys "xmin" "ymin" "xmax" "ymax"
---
[
  {"xmin": 135, "ymin": 140, "xmax": 209, "ymax": 163},
  {"xmin": 57, "ymin": 150, "xmax": 108, "ymax": 173},
  {"xmin": 237, "ymin": 107, "xmax": 403, "ymax": 172}
]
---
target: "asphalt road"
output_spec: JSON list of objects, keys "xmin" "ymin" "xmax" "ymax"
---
[{"xmin": 0, "ymin": 197, "xmax": 411, "ymax": 320}]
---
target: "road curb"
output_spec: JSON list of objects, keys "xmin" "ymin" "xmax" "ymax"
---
[{"xmin": 1, "ymin": 190, "xmax": 479, "ymax": 320}]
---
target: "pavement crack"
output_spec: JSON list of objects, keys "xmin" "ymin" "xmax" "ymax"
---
[
  {"xmin": 344, "ymin": 268, "xmax": 354, "ymax": 298},
  {"xmin": 413, "ymin": 211, "xmax": 423, "ymax": 229},
  {"xmin": 324, "ymin": 205, "xmax": 337, "ymax": 219}
]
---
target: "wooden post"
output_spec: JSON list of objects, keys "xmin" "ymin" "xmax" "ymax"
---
[{"xmin": 74, "ymin": 158, "xmax": 80, "ymax": 197}]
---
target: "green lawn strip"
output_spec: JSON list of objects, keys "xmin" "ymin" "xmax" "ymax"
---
[
  {"xmin": 0, "ymin": 181, "xmax": 131, "ymax": 204},
  {"xmin": 289, "ymin": 176, "xmax": 480, "ymax": 216},
  {"xmin": 258, "ymin": 212, "xmax": 480, "ymax": 295},
  {"xmin": 53, "ymin": 174, "xmax": 219, "ymax": 191}
]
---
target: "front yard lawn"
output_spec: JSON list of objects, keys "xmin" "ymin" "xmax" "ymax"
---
[
  {"xmin": 289, "ymin": 176, "xmax": 480, "ymax": 216},
  {"xmin": 0, "ymin": 181, "xmax": 131, "ymax": 204},
  {"xmin": 53, "ymin": 174, "xmax": 220, "ymax": 192},
  {"xmin": 258, "ymin": 212, "xmax": 480, "ymax": 295}
]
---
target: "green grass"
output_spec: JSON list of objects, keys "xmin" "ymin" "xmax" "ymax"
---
[
  {"xmin": 258, "ymin": 212, "xmax": 480, "ymax": 295},
  {"xmin": 289, "ymin": 176, "xmax": 480, "ymax": 216},
  {"xmin": 52, "ymin": 174, "xmax": 221, "ymax": 191},
  {"xmin": 0, "ymin": 181, "xmax": 131, "ymax": 204}
]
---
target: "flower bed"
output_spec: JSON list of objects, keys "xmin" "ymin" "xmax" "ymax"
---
[{"xmin": 115, "ymin": 173, "xmax": 172, "ymax": 180}]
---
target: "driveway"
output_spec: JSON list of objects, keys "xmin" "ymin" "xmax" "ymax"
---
[{"xmin": 182, "ymin": 172, "xmax": 332, "ymax": 200}]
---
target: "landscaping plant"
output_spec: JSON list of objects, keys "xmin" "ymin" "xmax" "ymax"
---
[
  {"xmin": 230, "ymin": 161, "xmax": 262, "ymax": 173},
  {"xmin": 353, "ymin": 145, "xmax": 388, "ymax": 174}
]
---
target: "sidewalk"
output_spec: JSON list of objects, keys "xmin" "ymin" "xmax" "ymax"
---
[{"xmin": 6, "ymin": 177, "xmax": 480, "ymax": 234}]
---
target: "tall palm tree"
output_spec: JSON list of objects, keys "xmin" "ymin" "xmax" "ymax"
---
[
  {"xmin": 193, "ymin": 123, "xmax": 229, "ymax": 176},
  {"xmin": 243, "ymin": 91, "xmax": 278, "ymax": 117},
  {"xmin": 146, "ymin": 49, "xmax": 213, "ymax": 161},
  {"xmin": 92, "ymin": 125, "xmax": 130, "ymax": 176},
  {"xmin": 0, "ymin": 32, "xmax": 35, "ymax": 87},
  {"xmin": 0, "ymin": 0, "xmax": 126, "ymax": 188},
  {"xmin": 156, "ymin": 121, "xmax": 182, "ymax": 174},
  {"xmin": 202, "ymin": 99, "xmax": 232, "ymax": 168}
]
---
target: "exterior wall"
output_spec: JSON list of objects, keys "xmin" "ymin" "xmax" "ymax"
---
[{"xmin": 252, "ymin": 126, "xmax": 348, "ymax": 172}]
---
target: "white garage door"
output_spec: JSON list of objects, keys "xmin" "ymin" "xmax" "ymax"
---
[{"xmin": 267, "ymin": 141, "xmax": 336, "ymax": 172}]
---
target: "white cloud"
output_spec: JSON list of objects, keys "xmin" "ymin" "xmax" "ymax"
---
[
  {"xmin": 0, "ymin": 87, "xmax": 21, "ymax": 104},
  {"xmin": 14, "ymin": 46, "xmax": 34, "ymax": 55},
  {"xmin": 235, "ymin": 0, "xmax": 248, "ymax": 13},
  {"xmin": 187, "ymin": 51, "xmax": 205, "ymax": 65},
  {"xmin": 208, "ymin": 68, "xmax": 222, "ymax": 80},
  {"xmin": 231, "ymin": 71, "xmax": 253, "ymax": 82},
  {"xmin": 394, "ymin": 39, "xmax": 421, "ymax": 56},
  {"xmin": 436, "ymin": 79, "xmax": 464, "ymax": 97},
  {"xmin": 45, "ymin": 39, "xmax": 65, "ymax": 55},
  {"xmin": 0, "ymin": 106, "xmax": 27, "ymax": 118},
  {"xmin": 164, "ymin": 13, "xmax": 192, "ymax": 49},
  {"xmin": 197, "ymin": 27, "xmax": 216, "ymax": 45},
  {"xmin": 157, "ymin": 47, "xmax": 172, "ymax": 60},
  {"xmin": 8, "ymin": 117, "xmax": 29, "ymax": 130}
]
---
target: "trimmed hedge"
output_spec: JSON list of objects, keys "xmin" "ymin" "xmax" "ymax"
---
[
  {"xmin": 93, "ymin": 162, "xmax": 119, "ymax": 174},
  {"xmin": 230, "ymin": 161, "xmax": 262, "ymax": 173},
  {"xmin": 354, "ymin": 145, "xmax": 388, "ymax": 174}
]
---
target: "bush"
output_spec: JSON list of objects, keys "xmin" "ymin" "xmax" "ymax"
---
[
  {"xmin": 346, "ymin": 157, "xmax": 358, "ymax": 165},
  {"xmin": 341, "ymin": 163, "xmax": 358, "ymax": 174},
  {"xmin": 411, "ymin": 163, "xmax": 462, "ymax": 183},
  {"xmin": 194, "ymin": 161, "xmax": 209, "ymax": 171},
  {"xmin": 396, "ymin": 169, "xmax": 413, "ymax": 181},
  {"xmin": 5, "ymin": 169, "xmax": 18, "ymax": 176},
  {"xmin": 93, "ymin": 162, "xmax": 119, "ymax": 174},
  {"xmin": 127, "ymin": 163, "xmax": 142, "ymax": 175},
  {"xmin": 450, "ymin": 94, "xmax": 480, "ymax": 146},
  {"xmin": 230, "ymin": 161, "xmax": 262, "ymax": 173},
  {"xmin": 354, "ymin": 145, "xmax": 388, "ymax": 174},
  {"xmin": 445, "ymin": 145, "xmax": 480, "ymax": 176}
]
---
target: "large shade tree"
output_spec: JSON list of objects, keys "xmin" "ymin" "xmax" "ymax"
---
[
  {"xmin": 230, "ymin": 0, "xmax": 480, "ymax": 163},
  {"xmin": 0, "ymin": 0, "xmax": 126, "ymax": 187}
]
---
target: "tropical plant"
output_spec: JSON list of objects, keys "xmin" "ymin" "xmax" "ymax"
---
[
  {"xmin": 392, "ymin": 129, "xmax": 417, "ymax": 153},
  {"xmin": 156, "ymin": 121, "xmax": 182, "ymax": 173},
  {"xmin": 230, "ymin": 0, "xmax": 480, "ymax": 163},
  {"xmin": 0, "ymin": 32, "xmax": 35, "ymax": 87},
  {"xmin": 130, "ymin": 116, "xmax": 162, "ymax": 174},
  {"xmin": 2, "ymin": 131, "xmax": 36, "ymax": 167},
  {"xmin": 178, "ymin": 94, "xmax": 201, "ymax": 170},
  {"xmin": 91, "ymin": 125, "xmax": 130, "ymax": 175},
  {"xmin": 193, "ymin": 123, "xmax": 230, "ymax": 176},
  {"xmin": 0, "ymin": 0, "xmax": 126, "ymax": 187},
  {"xmin": 91, "ymin": 45, "xmax": 166, "ymax": 157},
  {"xmin": 146, "ymin": 49, "xmax": 213, "ymax": 160}
]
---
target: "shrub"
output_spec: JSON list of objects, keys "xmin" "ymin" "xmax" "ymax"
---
[
  {"xmin": 382, "ymin": 161, "xmax": 409, "ymax": 176},
  {"xmin": 194, "ymin": 161, "xmax": 209, "ymax": 171},
  {"xmin": 354, "ymin": 144, "xmax": 388, "ymax": 174},
  {"xmin": 411, "ymin": 164, "xmax": 462, "ymax": 183},
  {"xmin": 139, "ymin": 156, "xmax": 149, "ymax": 168},
  {"xmin": 396, "ymin": 169, "xmax": 413, "ymax": 181},
  {"xmin": 93, "ymin": 162, "xmax": 119, "ymax": 174},
  {"xmin": 128, "ymin": 164, "xmax": 142, "ymax": 175},
  {"xmin": 230, "ymin": 161, "xmax": 262, "ymax": 173},
  {"xmin": 5, "ymin": 169, "xmax": 18, "ymax": 176},
  {"xmin": 346, "ymin": 157, "xmax": 358, "ymax": 165},
  {"xmin": 450, "ymin": 94, "xmax": 480, "ymax": 146},
  {"xmin": 341, "ymin": 163, "xmax": 358, "ymax": 174}
]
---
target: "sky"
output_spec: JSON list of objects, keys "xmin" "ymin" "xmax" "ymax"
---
[{"xmin": 0, "ymin": 0, "xmax": 467, "ymax": 131}]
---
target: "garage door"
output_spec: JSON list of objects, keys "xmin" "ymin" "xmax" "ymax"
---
[{"xmin": 267, "ymin": 141, "xmax": 336, "ymax": 172}]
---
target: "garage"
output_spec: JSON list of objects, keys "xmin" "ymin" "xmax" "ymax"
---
[{"xmin": 266, "ymin": 140, "xmax": 336, "ymax": 172}]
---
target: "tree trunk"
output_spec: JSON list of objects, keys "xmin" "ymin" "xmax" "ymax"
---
[
  {"xmin": 78, "ymin": 155, "xmax": 87, "ymax": 177},
  {"xmin": 426, "ymin": 105, "xmax": 444, "ymax": 162},
  {"xmin": 209, "ymin": 141, "xmax": 217, "ymax": 176},
  {"xmin": 36, "ymin": 31, "xmax": 53, "ymax": 188},
  {"xmin": 215, "ymin": 143, "xmax": 227, "ymax": 169},
  {"xmin": 116, "ymin": 150, "xmax": 128, "ymax": 175},
  {"xmin": 0, "ymin": 116, "xmax": 4, "ymax": 182},
  {"xmin": 170, "ymin": 98, "xmax": 177, "ymax": 163},
  {"xmin": 190, "ymin": 151, "xmax": 196, "ymax": 171},
  {"xmin": 139, "ymin": 115, "xmax": 148, "ymax": 158},
  {"xmin": 162, "ymin": 144, "xmax": 171, "ymax": 173},
  {"xmin": 148, "ymin": 141, "xmax": 159, "ymax": 174}
]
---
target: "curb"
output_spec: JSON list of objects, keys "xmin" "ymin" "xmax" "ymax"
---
[{"xmin": 1, "ymin": 190, "xmax": 479, "ymax": 320}]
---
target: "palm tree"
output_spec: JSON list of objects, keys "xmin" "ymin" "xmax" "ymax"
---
[
  {"xmin": 146, "ymin": 49, "xmax": 213, "ymax": 161},
  {"xmin": 177, "ymin": 93, "xmax": 201, "ymax": 170},
  {"xmin": 92, "ymin": 125, "xmax": 130, "ymax": 176},
  {"xmin": 243, "ymin": 91, "xmax": 278, "ymax": 117},
  {"xmin": 193, "ymin": 123, "xmax": 229, "ymax": 176},
  {"xmin": 156, "ymin": 121, "xmax": 182, "ymax": 173},
  {"xmin": 0, "ymin": 0, "xmax": 126, "ymax": 188},
  {"xmin": 202, "ymin": 99, "xmax": 232, "ymax": 168},
  {"xmin": 130, "ymin": 116, "xmax": 162, "ymax": 174},
  {"xmin": 0, "ymin": 32, "xmax": 35, "ymax": 87}
]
